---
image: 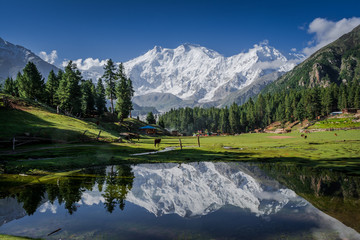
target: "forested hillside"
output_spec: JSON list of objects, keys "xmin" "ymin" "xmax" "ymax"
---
[
  {"xmin": 263, "ymin": 24, "xmax": 360, "ymax": 93},
  {"xmin": 159, "ymin": 83, "xmax": 359, "ymax": 135}
]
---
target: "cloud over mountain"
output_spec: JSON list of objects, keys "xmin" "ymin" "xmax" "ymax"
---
[
  {"xmin": 39, "ymin": 50, "xmax": 58, "ymax": 64},
  {"xmin": 303, "ymin": 17, "xmax": 360, "ymax": 56}
]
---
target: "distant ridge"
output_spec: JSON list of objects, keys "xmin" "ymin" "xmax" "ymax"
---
[{"xmin": 0, "ymin": 37, "xmax": 59, "ymax": 83}]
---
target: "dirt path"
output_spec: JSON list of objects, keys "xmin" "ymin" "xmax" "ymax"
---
[{"xmin": 130, "ymin": 147, "xmax": 176, "ymax": 156}]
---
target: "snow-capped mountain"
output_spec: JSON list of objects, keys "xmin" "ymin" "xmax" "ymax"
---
[
  {"xmin": 125, "ymin": 162, "xmax": 305, "ymax": 218},
  {"xmin": 124, "ymin": 42, "xmax": 301, "ymax": 108},
  {"xmin": 0, "ymin": 37, "xmax": 59, "ymax": 83}
]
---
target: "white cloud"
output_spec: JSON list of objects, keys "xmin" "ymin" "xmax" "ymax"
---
[
  {"xmin": 290, "ymin": 48, "xmax": 297, "ymax": 52},
  {"xmin": 62, "ymin": 58, "xmax": 109, "ymax": 81},
  {"xmin": 302, "ymin": 17, "xmax": 360, "ymax": 56},
  {"xmin": 39, "ymin": 50, "xmax": 58, "ymax": 64},
  {"xmin": 62, "ymin": 58, "xmax": 107, "ymax": 71}
]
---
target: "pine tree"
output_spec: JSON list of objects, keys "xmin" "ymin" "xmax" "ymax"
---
[
  {"xmin": 95, "ymin": 78, "xmax": 107, "ymax": 115},
  {"xmin": 17, "ymin": 62, "xmax": 45, "ymax": 101},
  {"xmin": 81, "ymin": 80, "xmax": 96, "ymax": 116},
  {"xmin": 158, "ymin": 117, "xmax": 165, "ymax": 128},
  {"xmin": 354, "ymin": 85, "xmax": 360, "ymax": 109},
  {"xmin": 3, "ymin": 77, "xmax": 15, "ymax": 95},
  {"xmin": 14, "ymin": 72, "xmax": 21, "ymax": 96},
  {"xmin": 126, "ymin": 77, "xmax": 134, "ymax": 117},
  {"xmin": 146, "ymin": 112, "xmax": 156, "ymax": 124},
  {"xmin": 45, "ymin": 70, "xmax": 60, "ymax": 106},
  {"xmin": 321, "ymin": 87, "xmax": 333, "ymax": 115},
  {"xmin": 294, "ymin": 98, "xmax": 305, "ymax": 121},
  {"xmin": 338, "ymin": 85, "xmax": 347, "ymax": 110},
  {"xmin": 229, "ymin": 102, "xmax": 240, "ymax": 134},
  {"xmin": 56, "ymin": 61, "xmax": 82, "ymax": 115},
  {"xmin": 219, "ymin": 106, "xmax": 230, "ymax": 133},
  {"xmin": 115, "ymin": 63, "xmax": 133, "ymax": 121},
  {"xmin": 102, "ymin": 59, "xmax": 117, "ymax": 114}
]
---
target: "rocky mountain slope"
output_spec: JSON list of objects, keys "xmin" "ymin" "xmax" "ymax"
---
[
  {"xmin": 263, "ymin": 24, "xmax": 360, "ymax": 94},
  {"xmin": 0, "ymin": 37, "xmax": 59, "ymax": 83}
]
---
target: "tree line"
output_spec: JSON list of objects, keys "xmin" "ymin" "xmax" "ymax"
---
[
  {"xmin": 1, "ymin": 60, "xmax": 134, "ymax": 121},
  {"xmin": 158, "ymin": 80, "xmax": 360, "ymax": 135}
]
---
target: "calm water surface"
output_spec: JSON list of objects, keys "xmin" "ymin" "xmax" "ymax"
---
[{"xmin": 0, "ymin": 162, "xmax": 359, "ymax": 240}]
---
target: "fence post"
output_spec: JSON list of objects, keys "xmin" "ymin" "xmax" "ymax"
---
[
  {"xmin": 179, "ymin": 138, "xmax": 182, "ymax": 150},
  {"xmin": 97, "ymin": 130, "xmax": 101, "ymax": 141},
  {"xmin": 197, "ymin": 135, "xmax": 200, "ymax": 147}
]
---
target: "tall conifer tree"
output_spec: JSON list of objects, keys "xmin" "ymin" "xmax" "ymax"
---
[
  {"xmin": 102, "ymin": 59, "xmax": 117, "ymax": 114},
  {"xmin": 45, "ymin": 70, "xmax": 60, "ymax": 106},
  {"xmin": 96, "ymin": 78, "xmax": 107, "ymax": 115},
  {"xmin": 17, "ymin": 62, "xmax": 44, "ymax": 101}
]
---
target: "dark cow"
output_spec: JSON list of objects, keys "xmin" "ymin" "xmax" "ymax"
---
[
  {"xmin": 334, "ymin": 133, "xmax": 337, "ymax": 136},
  {"xmin": 304, "ymin": 135, "xmax": 307, "ymax": 139},
  {"xmin": 154, "ymin": 138, "xmax": 161, "ymax": 147}
]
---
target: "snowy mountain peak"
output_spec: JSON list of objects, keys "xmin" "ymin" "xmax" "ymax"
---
[{"xmin": 124, "ymin": 42, "xmax": 299, "ymax": 105}]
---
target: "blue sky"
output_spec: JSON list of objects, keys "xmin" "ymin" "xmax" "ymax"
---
[{"xmin": 1, "ymin": 0, "xmax": 360, "ymax": 65}]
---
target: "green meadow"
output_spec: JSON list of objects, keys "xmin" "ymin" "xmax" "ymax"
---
[
  {"xmin": 1, "ymin": 130, "xmax": 359, "ymax": 175},
  {"xmin": 1, "ymin": 93, "xmax": 359, "ymax": 175}
]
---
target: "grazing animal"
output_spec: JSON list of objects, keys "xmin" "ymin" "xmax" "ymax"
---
[
  {"xmin": 154, "ymin": 138, "xmax": 161, "ymax": 147},
  {"xmin": 304, "ymin": 135, "xmax": 307, "ymax": 139},
  {"xmin": 301, "ymin": 134, "xmax": 304, "ymax": 137},
  {"xmin": 334, "ymin": 133, "xmax": 337, "ymax": 136}
]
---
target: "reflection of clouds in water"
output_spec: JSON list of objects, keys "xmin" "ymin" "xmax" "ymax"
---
[
  {"xmin": 39, "ymin": 202, "xmax": 57, "ymax": 214},
  {"xmin": 80, "ymin": 192, "xmax": 105, "ymax": 206}
]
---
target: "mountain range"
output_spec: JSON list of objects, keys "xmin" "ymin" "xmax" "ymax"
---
[
  {"xmin": 0, "ymin": 37, "xmax": 59, "ymax": 82},
  {"xmin": 125, "ymin": 43, "xmax": 302, "ymax": 111},
  {"xmin": 2, "ymin": 25, "xmax": 359, "ymax": 113},
  {"xmin": 0, "ymin": 38, "xmax": 303, "ymax": 112}
]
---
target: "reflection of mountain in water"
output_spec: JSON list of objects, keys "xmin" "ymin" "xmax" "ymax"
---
[
  {"xmin": 0, "ymin": 198, "xmax": 27, "ymax": 227},
  {"xmin": 126, "ymin": 162, "xmax": 306, "ymax": 217}
]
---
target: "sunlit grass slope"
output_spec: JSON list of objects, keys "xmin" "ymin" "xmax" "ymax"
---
[{"xmin": 0, "ymin": 94, "xmax": 148, "ymax": 142}]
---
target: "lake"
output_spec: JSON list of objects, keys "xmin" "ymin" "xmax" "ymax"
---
[{"xmin": 1, "ymin": 162, "xmax": 359, "ymax": 240}]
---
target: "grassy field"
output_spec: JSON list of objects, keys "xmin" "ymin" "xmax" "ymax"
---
[
  {"xmin": 1, "ymin": 129, "xmax": 359, "ymax": 174},
  {"xmin": 1, "ymin": 93, "xmax": 359, "ymax": 174}
]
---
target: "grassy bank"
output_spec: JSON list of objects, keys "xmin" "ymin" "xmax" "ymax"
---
[
  {"xmin": 0, "ymin": 93, "xmax": 154, "ymax": 144},
  {"xmin": 0, "ymin": 235, "xmax": 40, "ymax": 240}
]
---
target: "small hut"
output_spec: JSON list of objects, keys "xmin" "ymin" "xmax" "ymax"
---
[
  {"xmin": 342, "ymin": 108, "xmax": 358, "ymax": 114},
  {"xmin": 140, "ymin": 125, "xmax": 157, "ymax": 135}
]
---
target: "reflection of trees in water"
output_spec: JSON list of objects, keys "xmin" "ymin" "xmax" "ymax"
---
[
  {"xmin": 16, "ymin": 185, "xmax": 46, "ymax": 215},
  {"xmin": 2, "ymin": 165, "xmax": 134, "ymax": 215},
  {"xmin": 260, "ymin": 163, "xmax": 360, "ymax": 198},
  {"xmin": 102, "ymin": 165, "xmax": 134, "ymax": 213},
  {"xmin": 259, "ymin": 163, "xmax": 360, "ymax": 232}
]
